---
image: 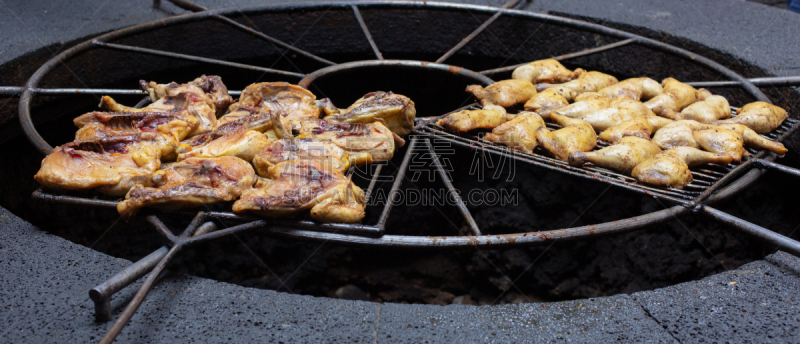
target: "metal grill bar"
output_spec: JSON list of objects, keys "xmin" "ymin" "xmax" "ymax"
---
[
  {"xmin": 703, "ymin": 206, "xmax": 800, "ymax": 257},
  {"xmin": 687, "ymin": 76, "xmax": 800, "ymax": 88},
  {"xmin": 352, "ymin": 5, "xmax": 383, "ymax": 60},
  {"xmin": 435, "ymin": 0, "xmax": 521, "ymax": 64},
  {"xmin": 0, "ymin": 87, "xmax": 244, "ymax": 96},
  {"xmin": 479, "ymin": 38, "xmax": 637, "ymax": 75},
  {"xmin": 425, "ymin": 138, "xmax": 482, "ymax": 236},
  {"xmin": 377, "ymin": 136, "xmax": 418, "ymax": 226}
]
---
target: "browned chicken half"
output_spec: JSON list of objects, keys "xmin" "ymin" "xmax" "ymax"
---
[
  {"xmin": 252, "ymin": 138, "xmax": 358, "ymax": 177},
  {"xmin": 176, "ymin": 127, "xmax": 270, "ymax": 162},
  {"xmin": 644, "ymin": 78, "xmax": 705, "ymax": 116},
  {"xmin": 598, "ymin": 116, "xmax": 654, "ymax": 143},
  {"xmin": 523, "ymin": 86, "xmax": 577, "ymax": 117},
  {"xmin": 74, "ymin": 110, "xmax": 199, "ymax": 144},
  {"xmin": 597, "ymin": 77, "xmax": 663, "ymax": 101},
  {"xmin": 233, "ymin": 160, "xmax": 366, "ymax": 223},
  {"xmin": 236, "ymin": 82, "xmax": 320, "ymax": 131},
  {"xmin": 117, "ymin": 156, "xmax": 256, "ymax": 216},
  {"xmin": 466, "ymin": 79, "xmax": 537, "ymax": 108},
  {"xmin": 322, "ymin": 91, "xmax": 416, "ymax": 136},
  {"xmin": 693, "ymin": 127, "xmax": 746, "ymax": 162},
  {"xmin": 569, "ymin": 136, "xmax": 661, "ymax": 173},
  {"xmin": 484, "ymin": 112, "xmax": 546, "ymax": 154},
  {"xmin": 296, "ymin": 120, "xmax": 399, "ymax": 163},
  {"xmin": 535, "ymin": 71, "xmax": 618, "ymax": 95},
  {"xmin": 511, "ymin": 59, "xmax": 578, "ymax": 84},
  {"xmin": 661, "ymin": 95, "xmax": 731, "ymax": 123},
  {"xmin": 534, "ymin": 113, "xmax": 597, "ymax": 161},
  {"xmin": 75, "ymin": 124, "xmax": 179, "ymax": 160},
  {"xmin": 437, "ymin": 102, "xmax": 512, "ymax": 132},
  {"xmin": 34, "ymin": 137, "xmax": 162, "ymax": 196},
  {"xmin": 713, "ymin": 101, "xmax": 788, "ymax": 134},
  {"xmin": 632, "ymin": 147, "xmax": 732, "ymax": 189}
]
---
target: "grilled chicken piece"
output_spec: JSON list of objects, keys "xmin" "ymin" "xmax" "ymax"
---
[
  {"xmin": 484, "ymin": 112, "xmax": 546, "ymax": 153},
  {"xmin": 466, "ymin": 79, "xmax": 537, "ymax": 108},
  {"xmin": 523, "ymin": 86, "xmax": 578, "ymax": 117},
  {"xmin": 647, "ymin": 115, "xmax": 674, "ymax": 131},
  {"xmin": 117, "ymin": 156, "xmax": 256, "ymax": 216},
  {"xmin": 598, "ymin": 116, "xmax": 654, "ymax": 143},
  {"xmin": 644, "ymin": 78, "xmax": 706, "ymax": 116},
  {"xmin": 632, "ymin": 147, "xmax": 732, "ymax": 189},
  {"xmin": 534, "ymin": 113, "xmax": 597, "ymax": 161},
  {"xmin": 713, "ymin": 101, "xmax": 788, "ymax": 134},
  {"xmin": 176, "ymin": 127, "xmax": 270, "ymax": 162},
  {"xmin": 75, "ymin": 124, "xmax": 179, "ymax": 160},
  {"xmin": 717, "ymin": 123, "xmax": 788, "ymax": 155},
  {"xmin": 693, "ymin": 127, "xmax": 746, "ymax": 162},
  {"xmin": 535, "ymin": 71, "xmax": 619, "ymax": 95},
  {"xmin": 75, "ymin": 109, "xmax": 199, "ymax": 143},
  {"xmin": 141, "ymin": 75, "xmax": 232, "ymax": 116},
  {"xmin": 233, "ymin": 160, "xmax": 366, "ymax": 223},
  {"xmin": 297, "ymin": 120, "xmax": 399, "ymax": 163},
  {"xmin": 252, "ymin": 138, "xmax": 359, "ymax": 177},
  {"xmin": 236, "ymin": 82, "xmax": 320, "ymax": 131},
  {"xmin": 564, "ymin": 97, "xmax": 652, "ymax": 131},
  {"xmin": 34, "ymin": 137, "xmax": 161, "ymax": 196},
  {"xmin": 552, "ymin": 93, "xmax": 612, "ymax": 118},
  {"xmin": 651, "ymin": 120, "xmax": 706, "ymax": 150},
  {"xmin": 597, "ymin": 77, "xmax": 663, "ymax": 101},
  {"xmin": 138, "ymin": 79, "xmax": 224, "ymax": 136},
  {"xmin": 511, "ymin": 59, "xmax": 578, "ymax": 84},
  {"xmin": 661, "ymin": 95, "xmax": 731, "ymax": 123},
  {"xmin": 322, "ymin": 91, "xmax": 416, "ymax": 136},
  {"xmin": 569, "ymin": 136, "xmax": 661, "ymax": 173},
  {"xmin": 437, "ymin": 102, "xmax": 512, "ymax": 132}
]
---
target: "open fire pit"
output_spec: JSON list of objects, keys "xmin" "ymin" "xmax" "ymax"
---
[{"xmin": 2, "ymin": 0, "xmax": 800, "ymax": 342}]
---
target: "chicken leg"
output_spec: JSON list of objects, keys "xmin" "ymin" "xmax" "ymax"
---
[
  {"xmin": 569, "ymin": 136, "xmax": 661, "ymax": 173},
  {"xmin": 534, "ymin": 113, "xmax": 597, "ymax": 161},
  {"xmin": 632, "ymin": 147, "xmax": 732, "ymax": 189},
  {"xmin": 466, "ymin": 79, "xmax": 537, "ymax": 107}
]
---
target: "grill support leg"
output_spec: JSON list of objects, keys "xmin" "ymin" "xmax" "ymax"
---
[{"xmin": 702, "ymin": 206, "xmax": 800, "ymax": 257}]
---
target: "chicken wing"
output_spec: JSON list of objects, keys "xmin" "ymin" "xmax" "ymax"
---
[
  {"xmin": 236, "ymin": 82, "xmax": 320, "ymax": 131},
  {"xmin": 534, "ymin": 113, "xmax": 597, "ymax": 161},
  {"xmin": 661, "ymin": 95, "xmax": 731, "ymax": 123},
  {"xmin": 644, "ymin": 78, "xmax": 705, "ymax": 116},
  {"xmin": 117, "ymin": 156, "xmax": 256, "ymax": 215},
  {"xmin": 322, "ymin": 91, "xmax": 416, "ymax": 136},
  {"xmin": 569, "ymin": 136, "xmax": 661, "ymax": 173},
  {"xmin": 713, "ymin": 101, "xmax": 788, "ymax": 134},
  {"xmin": 598, "ymin": 116, "xmax": 654, "ymax": 143},
  {"xmin": 597, "ymin": 77, "xmax": 663, "ymax": 101},
  {"xmin": 632, "ymin": 147, "xmax": 732, "ymax": 189},
  {"xmin": 484, "ymin": 112, "xmax": 546, "ymax": 153},
  {"xmin": 176, "ymin": 127, "xmax": 270, "ymax": 162},
  {"xmin": 466, "ymin": 79, "xmax": 537, "ymax": 108},
  {"xmin": 252, "ymin": 138, "xmax": 358, "ymax": 177},
  {"xmin": 511, "ymin": 59, "xmax": 578, "ymax": 84},
  {"xmin": 297, "ymin": 119, "xmax": 399, "ymax": 163},
  {"xmin": 437, "ymin": 102, "xmax": 512, "ymax": 132}
]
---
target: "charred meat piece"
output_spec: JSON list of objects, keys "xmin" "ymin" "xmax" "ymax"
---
[
  {"xmin": 74, "ymin": 109, "xmax": 198, "ymax": 143},
  {"xmin": 296, "ymin": 119, "xmax": 400, "ymax": 163},
  {"xmin": 117, "ymin": 156, "xmax": 256, "ymax": 215},
  {"xmin": 252, "ymin": 138, "xmax": 357, "ymax": 177},
  {"xmin": 75, "ymin": 124, "xmax": 179, "ymax": 160},
  {"xmin": 322, "ymin": 91, "xmax": 416, "ymax": 136}
]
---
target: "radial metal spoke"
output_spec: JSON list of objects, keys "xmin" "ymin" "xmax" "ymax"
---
[
  {"xmin": 93, "ymin": 40, "xmax": 305, "ymax": 78},
  {"xmin": 480, "ymin": 38, "xmax": 637, "ymax": 75},
  {"xmin": 1, "ymin": 86, "xmax": 242, "ymax": 96},
  {"xmin": 436, "ymin": 0, "xmax": 521, "ymax": 64},
  {"xmin": 351, "ymin": 5, "xmax": 383, "ymax": 60},
  {"xmin": 425, "ymin": 139, "xmax": 482, "ymax": 236},
  {"xmin": 686, "ymin": 76, "xmax": 800, "ymax": 88}
]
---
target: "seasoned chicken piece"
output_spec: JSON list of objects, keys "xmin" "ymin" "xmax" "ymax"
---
[
  {"xmin": 716, "ymin": 123, "xmax": 788, "ymax": 155},
  {"xmin": 598, "ymin": 116, "xmax": 654, "ymax": 143},
  {"xmin": 74, "ymin": 110, "xmax": 199, "ymax": 143},
  {"xmin": 34, "ymin": 137, "xmax": 161, "ymax": 196},
  {"xmin": 484, "ymin": 112, "xmax": 546, "ymax": 153},
  {"xmin": 553, "ymin": 93, "xmax": 611, "ymax": 118},
  {"xmin": 647, "ymin": 115, "xmax": 674, "ymax": 131},
  {"xmin": 140, "ymin": 75, "xmax": 232, "ymax": 116},
  {"xmin": 75, "ymin": 124, "xmax": 179, "ymax": 160},
  {"xmin": 322, "ymin": 91, "xmax": 416, "ymax": 136},
  {"xmin": 644, "ymin": 78, "xmax": 705, "ymax": 116},
  {"xmin": 252, "ymin": 138, "xmax": 359, "ymax": 177},
  {"xmin": 117, "ymin": 156, "xmax": 256, "ymax": 216},
  {"xmin": 693, "ymin": 127, "xmax": 746, "ymax": 162},
  {"xmin": 523, "ymin": 86, "xmax": 577, "ymax": 117},
  {"xmin": 534, "ymin": 113, "xmax": 597, "ymax": 161},
  {"xmin": 297, "ymin": 120, "xmax": 399, "ymax": 163},
  {"xmin": 176, "ymin": 127, "xmax": 270, "ymax": 162},
  {"xmin": 466, "ymin": 79, "xmax": 537, "ymax": 107},
  {"xmin": 564, "ymin": 98, "xmax": 651, "ymax": 131},
  {"xmin": 437, "ymin": 102, "xmax": 512, "ymax": 132},
  {"xmin": 233, "ymin": 160, "xmax": 366, "ymax": 223},
  {"xmin": 597, "ymin": 77, "xmax": 663, "ymax": 101},
  {"xmin": 651, "ymin": 120, "xmax": 707, "ymax": 150},
  {"xmin": 661, "ymin": 95, "xmax": 731, "ymax": 123},
  {"xmin": 632, "ymin": 147, "xmax": 732, "ymax": 189},
  {"xmin": 236, "ymin": 82, "xmax": 320, "ymax": 131},
  {"xmin": 535, "ymin": 71, "xmax": 618, "ymax": 95},
  {"xmin": 569, "ymin": 136, "xmax": 661, "ymax": 173},
  {"xmin": 138, "ymin": 80, "xmax": 222, "ymax": 136},
  {"xmin": 511, "ymin": 59, "xmax": 578, "ymax": 84},
  {"xmin": 713, "ymin": 101, "xmax": 788, "ymax": 134}
]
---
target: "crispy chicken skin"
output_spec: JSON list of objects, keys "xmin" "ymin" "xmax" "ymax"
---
[
  {"xmin": 117, "ymin": 156, "xmax": 256, "ymax": 216},
  {"xmin": 233, "ymin": 160, "xmax": 366, "ymax": 223},
  {"xmin": 632, "ymin": 147, "xmax": 732, "ymax": 189},
  {"xmin": 569, "ymin": 136, "xmax": 661, "ymax": 173},
  {"xmin": 176, "ymin": 127, "xmax": 270, "ymax": 162},
  {"xmin": 141, "ymin": 75, "xmax": 232, "ymax": 116},
  {"xmin": 322, "ymin": 91, "xmax": 416, "ymax": 136},
  {"xmin": 296, "ymin": 120, "xmax": 398, "ymax": 163},
  {"xmin": 511, "ymin": 59, "xmax": 578, "ymax": 84},
  {"xmin": 75, "ymin": 124, "xmax": 179, "ymax": 160},
  {"xmin": 484, "ymin": 112, "xmax": 546, "ymax": 153},
  {"xmin": 598, "ymin": 116, "xmax": 654, "ymax": 143},
  {"xmin": 597, "ymin": 77, "xmax": 663, "ymax": 101},
  {"xmin": 74, "ymin": 109, "xmax": 199, "ymax": 143},
  {"xmin": 236, "ymin": 82, "xmax": 320, "ymax": 131},
  {"xmin": 35, "ymin": 137, "xmax": 161, "ymax": 196},
  {"xmin": 534, "ymin": 113, "xmax": 597, "ymax": 161},
  {"xmin": 644, "ymin": 78, "xmax": 706, "ymax": 116},
  {"xmin": 137, "ymin": 80, "xmax": 220, "ymax": 136},
  {"xmin": 252, "ymin": 138, "xmax": 357, "ymax": 177},
  {"xmin": 466, "ymin": 79, "xmax": 537, "ymax": 108},
  {"xmin": 713, "ymin": 101, "xmax": 788, "ymax": 134},
  {"xmin": 437, "ymin": 102, "xmax": 512, "ymax": 132},
  {"xmin": 661, "ymin": 95, "xmax": 731, "ymax": 123}
]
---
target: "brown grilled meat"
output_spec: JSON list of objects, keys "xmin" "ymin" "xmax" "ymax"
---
[
  {"xmin": 644, "ymin": 78, "xmax": 706, "ymax": 116},
  {"xmin": 252, "ymin": 138, "xmax": 357, "ymax": 177},
  {"xmin": 535, "ymin": 71, "xmax": 618, "ymax": 95},
  {"xmin": 176, "ymin": 127, "xmax": 270, "ymax": 162},
  {"xmin": 436, "ymin": 102, "xmax": 513, "ymax": 132},
  {"xmin": 535, "ymin": 113, "xmax": 597, "ymax": 161},
  {"xmin": 598, "ymin": 116, "xmax": 654, "ymax": 144},
  {"xmin": 597, "ymin": 77, "xmax": 663, "ymax": 101},
  {"xmin": 296, "ymin": 119, "xmax": 400, "ymax": 163},
  {"xmin": 466, "ymin": 79, "xmax": 537, "ymax": 108},
  {"xmin": 322, "ymin": 91, "xmax": 416, "ymax": 136},
  {"xmin": 484, "ymin": 112, "xmax": 546, "ymax": 154},
  {"xmin": 236, "ymin": 82, "xmax": 320, "ymax": 131}
]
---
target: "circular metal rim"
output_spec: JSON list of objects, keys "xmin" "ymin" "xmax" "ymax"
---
[{"xmin": 16, "ymin": 0, "xmax": 778, "ymax": 248}]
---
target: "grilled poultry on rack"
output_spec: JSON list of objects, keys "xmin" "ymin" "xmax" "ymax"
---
[
  {"xmin": 296, "ymin": 119, "xmax": 400, "ymax": 163},
  {"xmin": 631, "ymin": 147, "xmax": 732, "ymax": 189},
  {"xmin": 643, "ymin": 78, "xmax": 707, "ymax": 116},
  {"xmin": 74, "ymin": 123, "xmax": 179, "ymax": 160},
  {"xmin": 252, "ymin": 138, "xmax": 357, "ymax": 177},
  {"xmin": 466, "ymin": 79, "xmax": 537, "ymax": 108},
  {"xmin": 661, "ymin": 94, "xmax": 730, "ymax": 123},
  {"xmin": 176, "ymin": 127, "xmax": 270, "ymax": 162},
  {"xmin": 552, "ymin": 93, "xmax": 611, "ymax": 118},
  {"xmin": 651, "ymin": 119, "xmax": 787, "ymax": 157},
  {"xmin": 598, "ymin": 116, "xmax": 654, "ymax": 143},
  {"xmin": 321, "ymin": 91, "xmax": 416, "ymax": 136},
  {"xmin": 437, "ymin": 101, "xmax": 513, "ymax": 132},
  {"xmin": 523, "ymin": 86, "xmax": 578, "ymax": 117},
  {"xmin": 562, "ymin": 97, "xmax": 653, "ymax": 131},
  {"xmin": 651, "ymin": 120, "xmax": 701, "ymax": 150},
  {"xmin": 117, "ymin": 156, "xmax": 256, "ymax": 216},
  {"xmin": 717, "ymin": 123, "xmax": 788, "ymax": 155},
  {"xmin": 233, "ymin": 160, "xmax": 366, "ymax": 223},
  {"xmin": 713, "ymin": 101, "xmax": 788, "ymax": 134},
  {"xmin": 692, "ymin": 126, "xmax": 747, "ymax": 162},
  {"xmin": 235, "ymin": 82, "xmax": 321, "ymax": 131},
  {"xmin": 484, "ymin": 112, "xmax": 546, "ymax": 153},
  {"xmin": 569, "ymin": 136, "xmax": 661, "ymax": 173},
  {"xmin": 511, "ymin": 59, "xmax": 578, "ymax": 84},
  {"xmin": 74, "ymin": 109, "xmax": 199, "ymax": 144},
  {"xmin": 535, "ymin": 71, "xmax": 619, "ymax": 95},
  {"xmin": 535, "ymin": 113, "xmax": 597, "ymax": 161},
  {"xmin": 597, "ymin": 77, "xmax": 663, "ymax": 101}
]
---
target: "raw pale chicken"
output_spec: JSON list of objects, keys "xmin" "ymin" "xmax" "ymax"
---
[
  {"xmin": 511, "ymin": 59, "xmax": 578, "ymax": 84},
  {"xmin": 466, "ymin": 79, "xmax": 537, "ymax": 107},
  {"xmin": 534, "ymin": 113, "xmax": 597, "ymax": 161},
  {"xmin": 661, "ymin": 95, "xmax": 731, "ymax": 123},
  {"xmin": 569, "ymin": 136, "xmax": 661, "ymax": 173},
  {"xmin": 484, "ymin": 112, "xmax": 546, "ymax": 153},
  {"xmin": 713, "ymin": 101, "xmax": 788, "ymax": 134},
  {"xmin": 597, "ymin": 77, "xmax": 663, "ymax": 101},
  {"xmin": 632, "ymin": 147, "xmax": 732, "ymax": 189},
  {"xmin": 322, "ymin": 91, "xmax": 416, "ymax": 136}
]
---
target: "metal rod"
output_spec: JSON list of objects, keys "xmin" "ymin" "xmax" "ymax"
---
[
  {"xmin": 425, "ymin": 139, "xmax": 482, "ymax": 236},
  {"xmin": 145, "ymin": 215, "xmax": 179, "ymax": 244},
  {"xmin": 755, "ymin": 159, "xmax": 800, "ymax": 178},
  {"xmin": 377, "ymin": 137, "xmax": 418, "ymax": 226},
  {"xmin": 93, "ymin": 41, "xmax": 305, "ymax": 78},
  {"xmin": 351, "ymin": 5, "xmax": 382, "ymax": 60},
  {"xmin": 2, "ymin": 86, "xmax": 243, "ymax": 96},
  {"xmin": 435, "ymin": 0, "xmax": 520, "ymax": 64},
  {"xmin": 298, "ymin": 59, "xmax": 494, "ymax": 89},
  {"xmin": 686, "ymin": 76, "xmax": 800, "ymax": 88},
  {"xmin": 364, "ymin": 164, "xmax": 384, "ymax": 204},
  {"xmin": 32, "ymin": 189, "xmax": 119, "ymax": 207},
  {"xmin": 166, "ymin": 0, "xmax": 207, "ymax": 12},
  {"xmin": 703, "ymin": 206, "xmax": 800, "ymax": 257},
  {"xmin": 479, "ymin": 38, "xmax": 637, "ymax": 75}
]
